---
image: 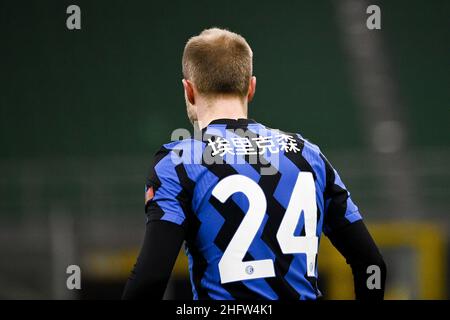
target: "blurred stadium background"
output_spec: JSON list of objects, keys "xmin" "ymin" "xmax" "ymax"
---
[{"xmin": 0, "ymin": 0, "xmax": 448, "ymax": 299}]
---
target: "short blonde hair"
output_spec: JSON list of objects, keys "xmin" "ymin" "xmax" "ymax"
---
[{"xmin": 182, "ymin": 28, "xmax": 253, "ymax": 98}]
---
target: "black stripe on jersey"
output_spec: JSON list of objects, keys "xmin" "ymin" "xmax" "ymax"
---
[
  {"xmin": 145, "ymin": 165, "xmax": 164, "ymax": 220},
  {"xmin": 145, "ymin": 203, "xmax": 165, "ymax": 222},
  {"xmin": 174, "ymin": 163, "xmax": 194, "ymax": 230},
  {"xmin": 182, "ymin": 206, "xmax": 210, "ymax": 299},
  {"xmin": 320, "ymin": 154, "xmax": 350, "ymax": 231},
  {"xmin": 146, "ymin": 146, "xmax": 172, "ymax": 187},
  {"xmin": 224, "ymin": 126, "xmax": 263, "ymax": 174},
  {"xmin": 145, "ymin": 147, "xmax": 170, "ymax": 218},
  {"xmin": 295, "ymin": 205, "xmax": 322, "ymax": 237},
  {"xmin": 283, "ymin": 135, "xmax": 317, "ymax": 181},
  {"xmin": 145, "ymin": 146, "xmax": 173, "ymax": 213},
  {"xmin": 185, "ymin": 225, "xmax": 210, "ymax": 300}
]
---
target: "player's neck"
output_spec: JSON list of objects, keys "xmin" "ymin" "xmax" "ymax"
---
[{"xmin": 196, "ymin": 96, "xmax": 248, "ymax": 129}]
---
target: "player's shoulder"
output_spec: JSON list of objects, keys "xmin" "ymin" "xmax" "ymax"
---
[
  {"xmin": 263, "ymin": 123, "xmax": 323, "ymax": 155},
  {"xmin": 297, "ymin": 134, "xmax": 322, "ymax": 156},
  {"xmin": 267, "ymin": 124, "xmax": 327, "ymax": 173}
]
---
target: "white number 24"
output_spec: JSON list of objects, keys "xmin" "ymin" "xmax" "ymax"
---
[{"xmin": 212, "ymin": 172, "xmax": 318, "ymax": 284}]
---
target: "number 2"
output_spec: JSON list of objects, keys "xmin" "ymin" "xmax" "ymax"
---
[{"xmin": 212, "ymin": 172, "xmax": 318, "ymax": 284}]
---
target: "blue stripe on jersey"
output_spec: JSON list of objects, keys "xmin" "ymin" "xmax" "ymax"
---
[
  {"xmin": 293, "ymin": 212, "xmax": 305, "ymax": 237},
  {"xmin": 322, "ymin": 155, "xmax": 362, "ymax": 225},
  {"xmin": 243, "ymin": 213, "xmax": 278, "ymax": 300},
  {"xmin": 186, "ymin": 252, "xmax": 199, "ymax": 299},
  {"xmin": 301, "ymin": 138, "xmax": 361, "ymax": 226},
  {"xmin": 152, "ymin": 150, "xmax": 186, "ymax": 225},
  {"xmin": 285, "ymin": 255, "xmax": 317, "ymax": 300},
  {"xmin": 196, "ymin": 198, "xmax": 234, "ymax": 300}
]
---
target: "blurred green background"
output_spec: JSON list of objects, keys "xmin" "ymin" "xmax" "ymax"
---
[{"xmin": 0, "ymin": 0, "xmax": 448, "ymax": 299}]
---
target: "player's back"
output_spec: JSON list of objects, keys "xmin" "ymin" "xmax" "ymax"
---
[{"xmin": 145, "ymin": 118, "xmax": 362, "ymax": 300}]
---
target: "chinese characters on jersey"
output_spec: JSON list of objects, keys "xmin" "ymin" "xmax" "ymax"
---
[{"xmin": 208, "ymin": 134, "xmax": 300, "ymax": 157}]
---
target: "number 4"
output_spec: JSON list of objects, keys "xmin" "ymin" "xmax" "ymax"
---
[{"xmin": 213, "ymin": 172, "xmax": 318, "ymax": 284}]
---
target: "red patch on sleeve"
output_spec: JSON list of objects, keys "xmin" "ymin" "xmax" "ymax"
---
[{"xmin": 145, "ymin": 186, "xmax": 154, "ymax": 204}]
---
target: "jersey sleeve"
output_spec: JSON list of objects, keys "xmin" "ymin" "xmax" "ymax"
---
[
  {"xmin": 320, "ymin": 153, "xmax": 362, "ymax": 236},
  {"xmin": 144, "ymin": 146, "xmax": 190, "ymax": 227}
]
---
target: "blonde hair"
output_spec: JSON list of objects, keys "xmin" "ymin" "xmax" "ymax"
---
[{"xmin": 182, "ymin": 28, "xmax": 253, "ymax": 98}]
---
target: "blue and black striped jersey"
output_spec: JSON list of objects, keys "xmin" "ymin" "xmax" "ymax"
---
[{"xmin": 144, "ymin": 118, "xmax": 362, "ymax": 300}]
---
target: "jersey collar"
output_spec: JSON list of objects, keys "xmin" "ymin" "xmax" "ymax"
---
[{"xmin": 208, "ymin": 118, "xmax": 257, "ymax": 126}]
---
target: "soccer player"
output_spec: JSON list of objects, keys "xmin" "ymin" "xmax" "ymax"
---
[{"xmin": 122, "ymin": 28, "xmax": 386, "ymax": 300}]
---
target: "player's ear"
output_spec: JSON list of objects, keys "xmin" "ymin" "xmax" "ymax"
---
[
  {"xmin": 247, "ymin": 76, "xmax": 256, "ymax": 102},
  {"xmin": 182, "ymin": 79, "xmax": 195, "ymax": 105}
]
